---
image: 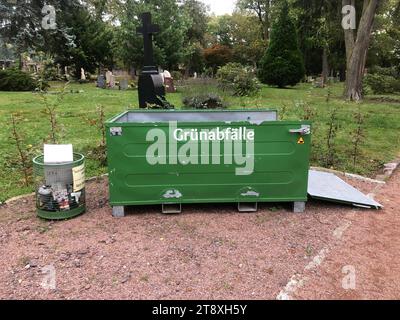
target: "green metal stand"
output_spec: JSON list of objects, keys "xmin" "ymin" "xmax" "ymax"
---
[
  {"xmin": 37, "ymin": 206, "xmax": 85, "ymax": 220},
  {"xmin": 33, "ymin": 153, "xmax": 86, "ymax": 221}
]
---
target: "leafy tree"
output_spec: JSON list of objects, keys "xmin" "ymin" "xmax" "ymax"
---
[
  {"xmin": 236, "ymin": 0, "xmax": 282, "ymax": 40},
  {"xmin": 368, "ymin": 0, "xmax": 400, "ymax": 76},
  {"xmin": 85, "ymin": 0, "xmax": 125, "ymax": 23},
  {"xmin": 182, "ymin": 0, "xmax": 209, "ymax": 45},
  {"xmin": 183, "ymin": 42, "xmax": 206, "ymax": 76},
  {"xmin": 0, "ymin": 37, "xmax": 15, "ymax": 61},
  {"xmin": 206, "ymin": 13, "xmax": 265, "ymax": 67},
  {"xmin": 182, "ymin": 0, "xmax": 209, "ymax": 75},
  {"xmin": 203, "ymin": 44, "xmax": 233, "ymax": 74},
  {"xmin": 0, "ymin": 0, "xmax": 58, "ymax": 66},
  {"xmin": 116, "ymin": 0, "xmax": 190, "ymax": 70},
  {"xmin": 229, "ymin": 13, "xmax": 265, "ymax": 67},
  {"xmin": 0, "ymin": 1, "xmax": 113, "ymax": 77},
  {"xmin": 206, "ymin": 15, "xmax": 234, "ymax": 47},
  {"xmin": 258, "ymin": 1, "xmax": 305, "ymax": 87},
  {"xmin": 292, "ymin": 1, "xmax": 344, "ymax": 83},
  {"xmin": 393, "ymin": 1, "xmax": 400, "ymax": 75},
  {"xmin": 53, "ymin": 7, "xmax": 114, "ymax": 77}
]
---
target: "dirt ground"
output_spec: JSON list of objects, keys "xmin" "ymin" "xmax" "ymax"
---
[
  {"xmin": 293, "ymin": 169, "xmax": 400, "ymax": 300},
  {"xmin": 0, "ymin": 171, "xmax": 397, "ymax": 300}
]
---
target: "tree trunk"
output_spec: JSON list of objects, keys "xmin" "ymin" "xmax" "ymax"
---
[
  {"xmin": 184, "ymin": 60, "xmax": 191, "ymax": 79},
  {"xmin": 251, "ymin": 1, "xmax": 271, "ymax": 41},
  {"xmin": 263, "ymin": 0, "xmax": 270, "ymax": 40},
  {"xmin": 322, "ymin": 46, "xmax": 329, "ymax": 87},
  {"xmin": 343, "ymin": 0, "xmax": 378, "ymax": 101},
  {"xmin": 343, "ymin": 0, "xmax": 356, "ymax": 70},
  {"xmin": 19, "ymin": 53, "xmax": 23, "ymax": 71}
]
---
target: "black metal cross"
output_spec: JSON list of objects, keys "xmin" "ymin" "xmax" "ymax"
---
[{"xmin": 137, "ymin": 12, "xmax": 160, "ymax": 67}]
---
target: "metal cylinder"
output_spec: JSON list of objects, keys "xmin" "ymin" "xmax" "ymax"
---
[{"xmin": 32, "ymin": 153, "xmax": 86, "ymax": 220}]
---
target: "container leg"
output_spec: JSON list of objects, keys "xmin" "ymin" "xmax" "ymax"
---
[
  {"xmin": 293, "ymin": 202, "xmax": 306, "ymax": 213},
  {"xmin": 112, "ymin": 206, "xmax": 125, "ymax": 218},
  {"xmin": 162, "ymin": 203, "xmax": 182, "ymax": 214},
  {"xmin": 238, "ymin": 202, "xmax": 258, "ymax": 213}
]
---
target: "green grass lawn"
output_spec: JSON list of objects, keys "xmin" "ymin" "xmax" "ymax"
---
[{"xmin": 0, "ymin": 81, "xmax": 399, "ymax": 202}]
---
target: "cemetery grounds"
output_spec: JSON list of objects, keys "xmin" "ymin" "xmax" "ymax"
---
[{"xmin": 0, "ymin": 81, "xmax": 399, "ymax": 299}]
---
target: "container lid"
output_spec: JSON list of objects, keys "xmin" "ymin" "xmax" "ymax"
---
[{"xmin": 44, "ymin": 144, "xmax": 73, "ymax": 164}]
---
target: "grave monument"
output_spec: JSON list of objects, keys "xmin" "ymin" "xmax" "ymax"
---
[{"xmin": 136, "ymin": 12, "xmax": 166, "ymax": 108}]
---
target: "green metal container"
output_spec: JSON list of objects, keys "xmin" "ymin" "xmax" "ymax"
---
[
  {"xmin": 106, "ymin": 110, "xmax": 311, "ymax": 216},
  {"xmin": 33, "ymin": 153, "xmax": 86, "ymax": 220}
]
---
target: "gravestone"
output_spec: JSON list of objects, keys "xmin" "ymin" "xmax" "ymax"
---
[
  {"xmin": 136, "ymin": 12, "xmax": 166, "ymax": 108},
  {"xmin": 109, "ymin": 75, "xmax": 116, "ymax": 88},
  {"xmin": 81, "ymin": 68, "xmax": 86, "ymax": 81},
  {"xmin": 64, "ymin": 66, "xmax": 70, "ymax": 81},
  {"xmin": 97, "ymin": 75, "xmax": 106, "ymax": 88},
  {"xmin": 130, "ymin": 67, "xmax": 136, "ymax": 79},
  {"xmin": 105, "ymin": 70, "xmax": 113, "ymax": 87},
  {"xmin": 314, "ymin": 77, "xmax": 324, "ymax": 88},
  {"xmin": 119, "ymin": 79, "xmax": 129, "ymax": 90},
  {"xmin": 328, "ymin": 76, "xmax": 336, "ymax": 84},
  {"xmin": 163, "ymin": 70, "xmax": 176, "ymax": 93},
  {"xmin": 57, "ymin": 64, "xmax": 61, "ymax": 77}
]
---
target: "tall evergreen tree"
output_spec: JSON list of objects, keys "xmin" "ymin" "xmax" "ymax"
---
[
  {"xmin": 258, "ymin": 1, "xmax": 305, "ymax": 87},
  {"xmin": 54, "ymin": 6, "xmax": 114, "ymax": 77},
  {"xmin": 0, "ymin": 0, "xmax": 113, "ymax": 76}
]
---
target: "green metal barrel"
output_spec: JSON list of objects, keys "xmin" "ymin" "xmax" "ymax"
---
[{"xmin": 33, "ymin": 153, "xmax": 86, "ymax": 220}]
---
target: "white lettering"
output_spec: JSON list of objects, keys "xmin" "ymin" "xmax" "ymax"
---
[{"xmin": 145, "ymin": 122, "xmax": 255, "ymax": 175}]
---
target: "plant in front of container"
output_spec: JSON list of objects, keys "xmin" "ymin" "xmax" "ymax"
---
[
  {"xmin": 8, "ymin": 113, "xmax": 35, "ymax": 186},
  {"xmin": 38, "ymin": 81, "xmax": 70, "ymax": 144},
  {"xmin": 86, "ymin": 105, "xmax": 107, "ymax": 166}
]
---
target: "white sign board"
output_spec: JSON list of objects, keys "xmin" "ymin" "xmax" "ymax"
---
[
  {"xmin": 72, "ymin": 164, "xmax": 85, "ymax": 192},
  {"xmin": 44, "ymin": 144, "xmax": 73, "ymax": 164}
]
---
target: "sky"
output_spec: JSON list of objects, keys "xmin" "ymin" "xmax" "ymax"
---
[{"xmin": 200, "ymin": 0, "xmax": 237, "ymax": 16}]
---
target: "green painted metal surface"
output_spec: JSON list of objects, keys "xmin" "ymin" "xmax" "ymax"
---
[
  {"xmin": 106, "ymin": 110, "xmax": 311, "ymax": 207},
  {"xmin": 37, "ymin": 206, "xmax": 85, "ymax": 220}
]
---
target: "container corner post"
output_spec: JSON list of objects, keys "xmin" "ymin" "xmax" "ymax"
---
[
  {"xmin": 112, "ymin": 206, "xmax": 125, "ymax": 218},
  {"xmin": 293, "ymin": 202, "xmax": 306, "ymax": 213}
]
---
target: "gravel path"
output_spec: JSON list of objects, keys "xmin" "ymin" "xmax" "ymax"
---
[
  {"xmin": 0, "ymin": 174, "xmax": 388, "ymax": 300},
  {"xmin": 294, "ymin": 169, "xmax": 400, "ymax": 300}
]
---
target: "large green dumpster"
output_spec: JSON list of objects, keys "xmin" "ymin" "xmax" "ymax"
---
[{"xmin": 106, "ymin": 110, "xmax": 311, "ymax": 216}]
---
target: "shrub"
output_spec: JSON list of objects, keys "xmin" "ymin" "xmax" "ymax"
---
[
  {"xmin": 182, "ymin": 94, "xmax": 225, "ymax": 109},
  {"xmin": 145, "ymin": 95, "xmax": 175, "ymax": 110},
  {"xmin": 42, "ymin": 61, "xmax": 62, "ymax": 81},
  {"xmin": 216, "ymin": 63, "xmax": 261, "ymax": 96},
  {"xmin": 8, "ymin": 113, "xmax": 34, "ymax": 186},
  {"xmin": 181, "ymin": 78, "xmax": 228, "ymax": 109},
  {"xmin": 130, "ymin": 79, "xmax": 138, "ymax": 90},
  {"xmin": 369, "ymin": 66, "xmax": 399, "ymax": 79},
  {"xmin": 203, "ymin": 44, "xmax": 233, "ymax": 74},
  {"xmin": 78, "ymin": 79, "xmax": 90, "ymax": 84},
  {"xmin": 364, "ymin": 73, "xmax": 400, "ymax": 94},
  {"xmin": 86, "ymin": 105, "xmax": 107, "ymax": 166},
  {"xmin": 171, "ymin": 71, "xmax": 183, "ymax": 81},
  {"xmin": 0, "ymin": 69, "xmax": 43, "ymax": 91},
  {"xmin": 258, "ymin": 2, "xmax": 305, "ymax": 87}
]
